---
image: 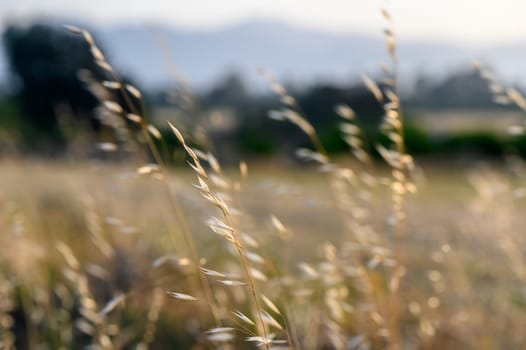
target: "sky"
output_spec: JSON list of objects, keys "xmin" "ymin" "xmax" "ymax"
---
[{"xmin": 0, "ymin": 0, "xmax": 525, "ymax": 45}]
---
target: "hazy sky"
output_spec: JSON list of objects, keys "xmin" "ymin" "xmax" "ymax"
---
[{"xmin": 1, "ymin": 0, "xmax": 525, "ymax": 44}]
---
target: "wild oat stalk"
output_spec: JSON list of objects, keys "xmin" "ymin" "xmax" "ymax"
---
[
  {"xmin": 473, "ymin": 62, "xmax": 526, "ymax": 286},
  {"xmin": 148, "ymin": 25, "xmax": 214, "ymax": 150},
  {"xmin": 353, "ymin": 6, "xmax": 420, "ymax": 349},
  {"xmin": 260, "ymin": 60, "xmax": 407, "ymax": 348},
  {"xmin": 474, "ymin": 61, "xmax": 526, "ymax": 135},
  {"xmin": 57, "ymin": 242, "xmax": 115, "ymax": 349},
  {"xmin": 65, "ymin": 25, "xmax": 224, "ymax": 338},
  {"xmin": 168, "ymin": 122, "xmax": 280, "ymax": 349}
]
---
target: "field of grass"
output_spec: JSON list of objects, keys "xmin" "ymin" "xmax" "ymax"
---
[
  {"xmin": 5, "ymin": 7, "xmax": 526, "ymax": 350},
  {"xmin": 2, "ymin": 156, "xmax": 526, "ymax": 350}
]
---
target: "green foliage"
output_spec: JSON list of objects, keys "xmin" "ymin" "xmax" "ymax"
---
[
  {"xmin": 0, "ymin": 98, "xmax": 21, "ymax": 127},
  {"xmin": 0, "ymin": 97, "xmax": 23, "ymax": 141},
  {"xmin": 237, "ymin": 128, "xmax": 277, "ymax": 155},
  {"xmin": 403, "ymin": 123, "xmax": 435, "ymax": 154},
  {"xmin": 443, "ymin": 131, "xmax": 505, "ymax": 157},
  {"xmin": 508, "ymin": 134, "xmax": 526, "ymax": 157},
  {"xmin": 510, "ymin": 291, "xmax": 526, "ymax": 313},
  {"xmin": 235, "ymin": 115, "xmax": 526, "ymax": 159},
  {"xmin": 319, "ymin": 123, "xmax": 347, "ymax": 153}
]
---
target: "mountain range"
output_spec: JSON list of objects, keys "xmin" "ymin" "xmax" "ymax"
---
[{"xmin": 3, "ymin": 19, "xmax": 526, "ymax": 92}]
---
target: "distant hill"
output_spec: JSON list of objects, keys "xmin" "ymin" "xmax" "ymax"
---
[{"xmin": 2, "ymin": 19, "xmax": 526, "ymax": 92}]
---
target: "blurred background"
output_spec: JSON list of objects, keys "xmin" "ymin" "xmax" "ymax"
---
[{"xmin": 1, "ymin": 0, "xmax": 526, "ymax": 161}]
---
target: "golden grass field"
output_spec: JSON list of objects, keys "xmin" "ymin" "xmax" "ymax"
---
[
  {"xmin": 2, "ymin": 157, "xmax": 526, "ymax": 350},
  {"xmin": 5, "ymin": 8, "xmax": 526, "ymax": 350}
]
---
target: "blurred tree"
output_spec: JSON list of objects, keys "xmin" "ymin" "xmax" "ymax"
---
[
  {"xmin": 408, "ymin": 69, "xmax": 506, "ymax": 109},
  {"xmin": 205, "ymin": 72, "xmax": 249, "ymax": 107},
  {"xmin": 3, "ymin": 23, "xmax": 104, "ymax": 148},
  {"xmin": 299, "ymin": 83, "xmax": 384, "ymax": 127}
]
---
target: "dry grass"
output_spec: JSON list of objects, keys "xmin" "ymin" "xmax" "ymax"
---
[
  {"xmin": 2, "ymin": 158, "xmax": 526, "ymax": 349},
  {"xmin": 4, "ymin": 7, "xmax": 526, "ymax": 350}
]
